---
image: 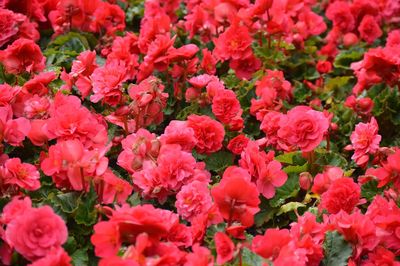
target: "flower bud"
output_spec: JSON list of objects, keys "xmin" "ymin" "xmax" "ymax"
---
[{"xmin": 299, "ymin": 172, "xmax": 313, "ymax": 190}]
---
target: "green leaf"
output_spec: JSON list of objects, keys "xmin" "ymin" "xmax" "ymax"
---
[
  {"xmin": 333, "ymin": 49, "xmax": 364, "ymax": 69},
  {"xmin": 71, "ymin": 248, "xmax": 89, "ymax": 266},
  {"xmin": 127, "ymin": 192, "xmax": 141, "ymax": 206},
  {"xmin": 275, "ymin": 151, "xmax": 300, "ymax": 164},
  {"xmin": 204, "ymin": 150, "xmax": 234, "ymax": 172},
  {"xmin": 269, "ymin": 173, "xmax": 300, "ymax": 208},
  {"xmin": 315, "ymin": 150, "xmax": 348, "ymax": 169},
  {"xmin": 283, "ymin": 163, "xmax": 309, "ymax": 174},
  {"xmin": 176, "ymin": 103, "xmax": 199, "ymax": 120},
  {"xmin": 277, "ymin": 202, "xmax": 306, "ymax": 216},
  {"xmin": 64, "ymin": 236, "xmax": 78, "ymax": 254},
  {"xmin": 325, "ymin": 76, "xmax": 353, "ymax": 92},
  {"xmin": 323, "ymin": 231, "xmax": 353, "ymax": 266},
  {"xmin": 242, "ymin": 248, "xmax": 264, "ymax": 266},
  {"xmin": 75, "ymin": 185, "xmax": 98, "ymax": 226},
  {"xmin": 53, "ymin": 192, "xmax": 80, "ymax": 213},
  {"xmin": 361, "ymin": 180, "xmax": 384, "ymax": 202}
]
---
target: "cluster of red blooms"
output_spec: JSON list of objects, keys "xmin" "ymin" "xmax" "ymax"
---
[{"xmin": 0, "ymin": 0, "xmax": 400, "ymax": 265}]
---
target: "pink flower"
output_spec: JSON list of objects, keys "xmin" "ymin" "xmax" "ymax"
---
[
  {"xmin": 1, "ymin": 196, "xmax": 32, "ymax": 224},
  {"xmin": 185, "ymin": 244, "xmax": 214, "ymax": 266},
  {"xmin": 156, "ymin": 144, "xmax": 197, "ymax": 191},
  {"xmin": 256, "ymin": 160, "xmax": 287, "ymax": 199},
  {"xmin": 128, "ymin": 76, "xmax": 168, "ymax": 128},
  {"xmin": 23, "ymin": 95, "xmax": 51, "ymax": 119},
  {"xmin": 2, "ymin": 115, "xmax": 31, "ymax": 147},
  {"xmin": 160, "ymin": 120, "xmax": 197, "ymax": 152},
  {"xmin": 101, "ymin": 170, "xmax": 133, "ymax": 204},
  {"xmin": 3, "ymin": 158, "xmax": 40, "ymax": 191},
  {"xmin": 45, "ymin": 93, "xmax": 108, "ymax": 148},
  {"xmin": 349, "ymin": 117, "xmax": 381, "ymax": 166},
  {"xmin": 187, "ymin": 115, "xmax": 225, "ymax": 154},
  {"xmin": 278, "ymin": 106, "xmax": 329, "ymax": 152},
  {"xmin": 5, "ymin": 206, "xmax": 68, "ymax": 261},
  {"xmin": 41, "ymin": 139, "xmax": 109, "ymax": 191},
  {"xmin": 175, "ymin": 181, "xmax": 212, "ymax": 222},
  {"xmin": 200, "ymin": 48, "xmax": 217, "ymax": 75},
  {"xmin": 0, "ymin": 9, "xmax": 22, "ymax": 47},
  {"xmin": 117, "ymin": 129, "xmax": 159, "ymax": 173},
  {"xmin": 0, "ymin": 84, "xmax": 20, "ymax": 107},
  {"xmin": 90, "ymin": 60, "xmax": 127, "ymax": 106},
  {"xmin": 260, "ymin": 111, "xmax": 286, "ymax": 148}
]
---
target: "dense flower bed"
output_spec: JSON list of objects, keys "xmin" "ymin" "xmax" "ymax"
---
[{"xmin": 0, "ymin": 0, "xmax": 400, "ymax": 265}]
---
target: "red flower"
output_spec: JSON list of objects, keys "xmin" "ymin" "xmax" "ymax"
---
[
  {"xmin": 252, "ymin": 228, "xmax": 291, "ymax": 259},
  {"xmin": 316, "ymin": 60, "xmax": 332, "ymax": 74},
  {"xmin": 362, "ymin": 246, "xmax": 400, "ymax": 266},
  {"xmin": 0, "ymin": 38, "xmax": 45, "ymax": 74},
  {"xmin": 28, "ymin": 248, "xmax": 72, "ymax": 266},
  {"xmin": 212, "ymin": 89, "xmax": 242, "ymax": 125},
  {"xmin": 0, "ymin": 9, "xmax": 39, "ymax": 47},
  {"xmin": 229, "ymin": 54, "xmax": 262, "ymax": 80},
  {"xmin": 358, "ymin": 15, "xmax": 382, "ymax": 44},
  {"xmin": 90, "ymin": 2, "xmax": 125, "ymax": 35},
  {"xmin": 326, "ymin": 1, "xmax": 355, "ymax": 32},
  {"xmin": 185, "ymin": 244, "xmax": 214, "ymax": 266},
  {"xmin": 187, "ymin": 115, "xmax": 225, "ymax": 154},
  {"xmin": 320, "ymin": 177, "xmax": 361, "ymax": 214},
  {"xmin": 214, "ymin": 232, "xmax": 235, "ymax": 265},
  {"xmin": 200, "ymin": 48, "xmax": 217, "ymax": 75},
  {"xmin": 366, "ymin": 195, "xmax": 400, "ymax": 251},
  {"xmin": 227, "ymin": 134, "xmax": 250, "ymax": 155},
  {"xmin": 91, "ymin": 221, "xmax": 121, "ymax": 258},
  {"xmin": 213, "ymin": 20, "xmax": 253, "ymax": 61},
  {"xmin": 23, "ymin": 71, "xmax": 56, "ymax": 96},
  {"xmin": 327, "ymin": 210, "xmax": 379, "ymax": 259},
  {"xmin": 211, "ymin": 171, "xmax": 260, "ymax": 227},
  {"xmin": 5, "ymin": 206, "xmax": 68, "ymax": 261},
  {"xmin": 312, "ymin": 166, "xmax": 344, "ymax": 195}
]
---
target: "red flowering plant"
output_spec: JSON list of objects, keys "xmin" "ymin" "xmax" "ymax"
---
[{"xmin": 1, "ymin": 0, "xmax": 400, "ymax": 265}]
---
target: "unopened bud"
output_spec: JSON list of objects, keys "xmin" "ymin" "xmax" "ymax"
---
[{"xmin": 299, "ymin": 172, "xmax": 313, "ymax": 190}]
